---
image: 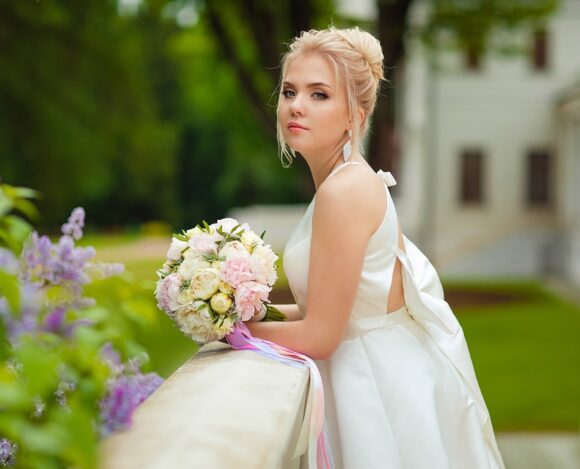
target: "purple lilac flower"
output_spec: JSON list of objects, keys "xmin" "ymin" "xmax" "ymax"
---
[
  {"xmin": 0, "ymin": 438, "xmax": 17, "ymax": 467},
  {"xmin": 99, "ymin": 372, "xmax": 164, "ymax": 437},
  {"xmin": 0, "ymin": 248, "xmax": 17, "ymax": 275},
  {"xmin": 2, "ymin": 283, "xmax": 44, "ymax": 344},
  {"xmin": 61, "ymin": 207, "xmax": 85, "ymax": 240},
  {"xmin": 43, "ymin": 306, "xmax": 67, "ymax": 333}
]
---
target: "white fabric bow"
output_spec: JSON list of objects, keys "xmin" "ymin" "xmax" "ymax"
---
[{"xmin": 377, "ymin": 169, "xmax": 397, "ymax": 187}]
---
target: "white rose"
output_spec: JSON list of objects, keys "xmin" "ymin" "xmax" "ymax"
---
[
  {"xmin": 240, "ymin": 231, "xmax": 263, "ymax": 251},
  {"xmin": 190, "ymin": 268, "xmax": 221, "ymax": 300},
  {"xmin": 178, "ymin": 251, "xmax": 211, "ymax": 280},
  {"xmin": 167, "ymin": 238, "xmax": 188, "ymax": 261},
  {"xmin": 250, "ymin": 244, "xmax": 278, "ymax": 286},
  {"xmin": 219, "ymin": 240, "xmax": 250, "ymax": 261},
  {"xmin": 210, "ymin": 292, "xmax": 233, "ymax": 315}
]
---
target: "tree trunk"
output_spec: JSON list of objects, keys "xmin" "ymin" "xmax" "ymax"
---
[{"xmin": 368, "ymin": 0, "xmax": 413, "ymax": 177}]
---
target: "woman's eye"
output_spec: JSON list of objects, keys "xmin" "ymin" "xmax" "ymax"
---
[{"xmin": 281, "ymin": 90, "xmax": 327, "ymax": 100}]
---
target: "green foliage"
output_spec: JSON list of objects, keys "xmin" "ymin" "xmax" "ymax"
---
[
  {"xmin": 0, "ymin": 181, "xmax": 165, "ymax": 468},
  {"xmin": 0, "ymin": 182, "xmax": 39, "ymax": 253},
  {"xmin": 423, "ymin": 0, "xmax": 560, "ymax": 56}
]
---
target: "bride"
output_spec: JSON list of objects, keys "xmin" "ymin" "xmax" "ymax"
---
[{"xmin": 245, "ymin": 26, "xmax": 506, "ymax": 469}]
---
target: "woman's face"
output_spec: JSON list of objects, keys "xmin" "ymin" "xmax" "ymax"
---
[{"xmin": 278, "ymin": 53, "xmax": 349, "ymax": 159}]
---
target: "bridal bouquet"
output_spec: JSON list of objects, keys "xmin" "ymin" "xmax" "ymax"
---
[{"xmin": 154, "ymin": 218, "xmax": 285, "ymax": 344}]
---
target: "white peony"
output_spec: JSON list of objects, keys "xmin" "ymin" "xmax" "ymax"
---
[
  {"xmin": 167, "ymin": 238, "xmax": 188, "ymax": 261},
  {"xmin": 175, "ymin": 304, "xmax": 219, "ymax": 343},
  {"xmin": 176, "ymin": 283, "xmax": 195, "ymax": 306},
  {"xmin": 240, "ymin": 231, "xmax": 263, "ymax": 251},
  {"xmin": 250, "ymin": 244, "xmax": 278, "ymax": 286},
  {"xmin": 185, "ymin": 226, "xmax": 203, "ymax": 237},
  {"xmin": 178, "ymin": 250, "xmax": 211, "ymax": 280},
  {"xmin": 211, "ymin": 218, "xmax": 250, "ymax": 234},
  {"xmin": 214, "ymin": 315, "xmax": 236, "ymax": 336},
  {"xmin": 219, "ymin": 240, "xmax": 250, "ymax": 261},
  {"xmin": 188, "ymin": 230, "xmax": 222, "ymax": 255},
  {"xmin": 190, "ymin": 267, "xmax": 221, "ymax": 300}
]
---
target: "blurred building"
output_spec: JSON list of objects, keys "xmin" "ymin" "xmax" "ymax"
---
[{"xmin": 394, "ymin": 0, "xmax": 580, "ymax": 286}]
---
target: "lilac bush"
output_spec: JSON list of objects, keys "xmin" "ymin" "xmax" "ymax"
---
[{"xmin": 0, "ymin": 195, "xmax": 164, "ymax": 468}]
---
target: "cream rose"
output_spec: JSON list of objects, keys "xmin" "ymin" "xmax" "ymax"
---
[
  {"xmin": 210, "ymin": 292, "xmax": 233, "ymax": 315},
  {"xmin": 190, "ymin": 267, "xmax": 221, "ymax": 300}
]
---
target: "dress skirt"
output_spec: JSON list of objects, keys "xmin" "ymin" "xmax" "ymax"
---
[{"xmin": 311, "ymin": 304, "xmax": 503, "ymax": 469}]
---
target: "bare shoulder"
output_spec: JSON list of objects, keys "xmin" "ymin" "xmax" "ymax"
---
[{"xmin": 314, "ymin": 164, "xmax": 386, "ymax": 238}]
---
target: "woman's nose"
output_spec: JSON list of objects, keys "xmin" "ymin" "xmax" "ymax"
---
[{"xmin": 289, "ymin": 94, "xmax": 304, "ymax": 115}]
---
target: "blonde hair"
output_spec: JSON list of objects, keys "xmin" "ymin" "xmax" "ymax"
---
[{"xmin": 276, "ymin": 26, "xmax": 386, "ymax": 168}]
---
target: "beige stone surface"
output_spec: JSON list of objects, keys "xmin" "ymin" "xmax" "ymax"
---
[{"xmin": 100, "ymin": 344, "xmax": 310, "ymax": 469}]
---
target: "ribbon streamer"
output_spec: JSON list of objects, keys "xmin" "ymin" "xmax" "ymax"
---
[{"xmin": 226, "ymin": 321, "xmax": 333, "ymax": 469}]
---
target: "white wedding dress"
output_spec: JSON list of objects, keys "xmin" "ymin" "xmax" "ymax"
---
[{"xmin": 283, "ymin": 161, "xmax": 506, "ymax": 469}]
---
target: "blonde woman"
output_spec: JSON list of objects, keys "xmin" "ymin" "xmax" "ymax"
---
[{"xmin": 245, "ymin": 26, "xmax": 505, "ymax": 469}]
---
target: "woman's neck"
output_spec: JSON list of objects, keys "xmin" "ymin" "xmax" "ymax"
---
[{"xmin": 306, "ymin": 150, "xmax": 366, "ymax": 191}]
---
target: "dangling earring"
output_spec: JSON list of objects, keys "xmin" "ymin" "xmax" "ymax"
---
[{"xmin": 342, "ymin": 129, "xmax": 352, "ymax": 162}]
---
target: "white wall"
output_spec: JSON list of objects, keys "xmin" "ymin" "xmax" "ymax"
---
[{"xmin": 400, "ymin": 0, "xmax": 580, "ymax": 277}]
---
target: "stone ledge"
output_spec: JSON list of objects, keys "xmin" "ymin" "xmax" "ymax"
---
[{"xmin": 100, "ymin": 345, "xmax": 310, "ymax": 469}]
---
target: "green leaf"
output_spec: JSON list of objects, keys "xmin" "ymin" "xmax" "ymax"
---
[{"xmin": 0, "ymin": 269, "xmax": 20, "ymax": 312}]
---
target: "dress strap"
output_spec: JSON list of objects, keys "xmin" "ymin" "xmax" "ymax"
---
[
  {"xmin": 327, "ymin": 161, "xmax": 365, "ymax": 178},
  {"xmin": 377, "ymin": 169, "xmax": 397, "ymax": 187}
]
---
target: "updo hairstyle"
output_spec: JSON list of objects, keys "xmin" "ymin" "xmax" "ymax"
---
[{"xmin": 276, "ymin": 26, "xmax": 385, "ymax": 168}]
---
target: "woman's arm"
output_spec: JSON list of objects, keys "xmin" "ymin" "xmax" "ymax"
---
[
  {"xmin": 270, "ymin": 303, "xmax": 303, "ymax": 321},
  {"xmin": 246, "ymin": 174, "xmax": 380, "ymax": 360}
]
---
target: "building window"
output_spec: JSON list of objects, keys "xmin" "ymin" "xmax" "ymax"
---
[
  {"xmin": 532, "ymin": 27, "xmax": 549, "ymax": 71},
  {"xmin": 464, "ymin": 44, "xmax": 481, "ymax": 71},
  {"xmin": 527, "ymin": 149, "xmax": 551, "ymax": 205},
  {"xmin": 460, "ymin": 149, "xmax": 484, "ymax": 204}
]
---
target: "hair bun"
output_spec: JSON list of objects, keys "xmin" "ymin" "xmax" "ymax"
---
[{"xmin": 334, "ymin": 27, "xmax": 384, "ymax": 81}]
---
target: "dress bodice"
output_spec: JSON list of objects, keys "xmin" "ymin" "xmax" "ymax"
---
[{"xmin": 283, "ymin": 162, "xmax": 400, "ymax": 327}]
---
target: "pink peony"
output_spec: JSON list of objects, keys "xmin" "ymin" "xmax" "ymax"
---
[
  {"xmin": 234, "ymin": 281, "xmax": 271, "ymax": 321},
  {"xmin": 221, "ymin": 257, "xmax": 255, "ymax": 288},
  {"xmin": 155, "ymin": 274, "xmax": 181, "ymax": 315}
]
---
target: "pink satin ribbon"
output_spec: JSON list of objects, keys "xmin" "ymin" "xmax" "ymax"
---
[{"xmin": 226, "ymin": 321, "xmax": 333, "ymax": 468}]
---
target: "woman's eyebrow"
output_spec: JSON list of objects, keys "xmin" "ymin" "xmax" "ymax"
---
[{"xmin": 282, "ymin": 81, "xmax": 333, "ymax": 89}]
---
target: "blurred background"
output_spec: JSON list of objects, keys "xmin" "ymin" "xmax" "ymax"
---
[{"xmin": 1, "ymin": 0, "xmax": 579, "ymax": 466}]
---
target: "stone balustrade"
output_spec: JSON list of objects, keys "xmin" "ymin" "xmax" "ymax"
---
[{"xmin": 100, "ymin": 342, "xmax": 311, "ymax": 469}]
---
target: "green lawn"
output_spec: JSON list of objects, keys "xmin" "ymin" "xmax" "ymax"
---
[
  {"xmin": 109, "ymin": 248, "xmax": 579, "ymax": 432},
  {"xmin": 446, "ymin": 279, "xmax": 580, "ymax": 432}
]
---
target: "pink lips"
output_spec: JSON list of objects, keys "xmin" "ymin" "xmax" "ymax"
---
[{"xmin": 288, "ymin": 121, "xmax": 308, "ymax": 132}]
